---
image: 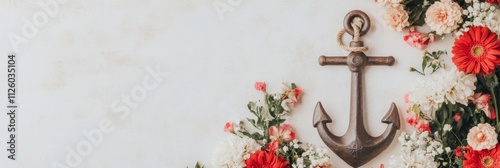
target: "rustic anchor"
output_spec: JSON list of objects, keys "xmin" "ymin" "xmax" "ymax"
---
[{"xmin": 313, "ymin": 10, "xmax": 400, "ymax": 168}]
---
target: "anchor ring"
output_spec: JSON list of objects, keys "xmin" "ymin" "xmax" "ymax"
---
[{"xmin": 343, "ymin": 10, "xmax": 370, "ymax": 37}]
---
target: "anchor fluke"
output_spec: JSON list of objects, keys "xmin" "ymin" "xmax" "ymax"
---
[
  {"xmin": 313, "ymin": 102, "xmax": 332, "ymax": 127},
  {"xmin": 381, "ymin": 102, "xmax": 400, "ymax": 128}
]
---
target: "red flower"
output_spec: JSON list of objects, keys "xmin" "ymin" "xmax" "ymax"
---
[
  {"xmin": 464, "ymin": 144, "xmax": 500, "ymax": 168},
  {"xmin": 245, "ymin": 150, "xmax": 289, "ymax": 168},
  {"xmin": 488, "ymin": 106, "xmax": 497, "ymax": 120},
  {"xmin": 452, "ymin": 26, "xmax": 500, "ymax": 75},
  {"xmin": 455, "ymin": 113, "xmax": 462, "ymax": 122},
  {"xmin": 406, "ymin": 115, "xmax": 418, "ymax": 126},
  {"xmin": 416, "ymin": 120, "xmax": 431, "ymax": 132},
  {"xmin": 486, "ymin": 0, "xmax": 500, "ymax": 4},
  {"xmin": 455, "ymin": 146, "xmax": 467, "ymax": 159},
  {"xmin": 223, "ymin": 122, "xmax": 234, "ymax": 133},
  {"xmin": 270, "ymin": 124, "xmax": 296, "ymax": 142},
  {"xmin": 254, "ymin": 82, "xmax": 266, "ymax": 92}
]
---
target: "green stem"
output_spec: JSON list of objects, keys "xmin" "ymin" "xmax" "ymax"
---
[
  {"xmin": 450, "ymin": 131, "xmax": 464, "ymax": 146},
  {"xmin": 490, "ymin": 86, "xmax": 499, "ymax": 125}
]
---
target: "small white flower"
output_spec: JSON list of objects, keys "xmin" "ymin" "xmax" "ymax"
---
[
  {"xmin": 283, "ymin": 146, "xmax": 289, "ymax": 152},
  {"xmin": 445, "ymin": 147, "xmax": 451, "ymax": 153},
  {"xmin": 443, "ymin": 124, "xmax": 452, "ymax": 132},
  {"xmin": 389, "ymin": 131, "xmax": 443, "ymax": 167},
  {"xmin": 281, "ymin": 99, "xmax": 292, "ymax": 112},
  {"xmin": 273, "ymin": 94, "xmax": 281, "ymax": 101}
]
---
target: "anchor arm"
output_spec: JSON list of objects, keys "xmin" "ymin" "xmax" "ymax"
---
[
  {"xmin": 313, "ymin": 102, "xmax": 344, "ymax": 146},
  {"xmin": 371, "ymin": 102, "xmax": 400, "ymax": 145}
]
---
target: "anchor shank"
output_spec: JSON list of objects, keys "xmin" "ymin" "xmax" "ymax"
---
[{"xmin": 349, "ymin": 71, "xmax": 368, "ymax": 138}]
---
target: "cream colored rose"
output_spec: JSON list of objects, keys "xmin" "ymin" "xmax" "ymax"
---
[
  {"xmin": 375, "ymin": 0, "xmax": 402, "ymax": 7},
  {"xmin": 467, "ymin": 123, "xmax": 498, "ymax": 151},
  {"xmin": 425, "ymin": 0, "xmax": 463, "ymax": 35},
  {"xmin": 384, "ymin": 6, "xmax": 410, "ymax": 32}
]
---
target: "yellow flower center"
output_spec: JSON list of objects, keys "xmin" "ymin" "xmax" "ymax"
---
[
  {"xmin": 482, "ymin": 156, "xmax": 494, "ymax": 167},
  {"xmin": 472, "ymin": 45, "xmax": 485, "ymax": 57}
]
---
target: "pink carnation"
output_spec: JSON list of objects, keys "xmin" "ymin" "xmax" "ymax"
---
[
  {"xmin": 266, "ymin": 140, "xmax": 279, "ymax": 152},
  {"xmin": 403, "ymin": 28, "xmax": 432, "ymax": 50},
  {"xmin": 270, "ymin": 124, "xmax": 296, "ymax": 142},
  {"xmin": 254, "ymin": 82, "xmax": 266, "ymax": 92},
  {"xmin": 469, "ymin": 93, "xmax": 496, "ymax": 119},
  {"xmin": 224, "ymin": 122, "xmax": 234, "ymax": 133}
]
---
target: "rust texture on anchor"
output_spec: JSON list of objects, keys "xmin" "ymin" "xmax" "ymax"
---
[{"xmin": 313, "ymin": 10, "xmax": 400, "ymax": 168}]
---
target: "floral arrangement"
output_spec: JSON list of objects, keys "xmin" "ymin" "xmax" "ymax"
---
[
  {"xmin": 376, "ymin": 0, "xmax": 500, "ymax": 167},
  {"xmin": 377, "ymin": 0, "xmax": 500, "ymax": 50},
  {"xmin": 195, "ymin": 82, "xmax": 332, "ymax": 168}
]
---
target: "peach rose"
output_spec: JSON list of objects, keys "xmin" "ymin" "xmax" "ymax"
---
[
  {"xmin": 467, "ymin": 123, "xmax": 498, "ymax": 151},
  {"xmin": 425, "ymin": 0, "xmax": 463, "ymax": 35},
  {"xmin": 384, "ymin": 6, "xmax": 410, "ymax": 32}
]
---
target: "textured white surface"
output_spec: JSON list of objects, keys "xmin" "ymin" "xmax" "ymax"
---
[{"xmin": 0, "ymin": 1, "xmax": 455, "ymax": 167}]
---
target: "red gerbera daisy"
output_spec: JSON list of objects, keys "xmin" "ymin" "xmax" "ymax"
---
[
  {"xmin": 463, "ymin": 144, "xmax": 500, "ymax": 168},
  {"xmin": 452, "ymin": 26, "xmax": 500, "ymax": 75},
  {"xmin": 245, "ymin": 150, "xmax": 289, "ymax": 168}
]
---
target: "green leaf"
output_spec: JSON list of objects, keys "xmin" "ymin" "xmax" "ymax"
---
[
  {"xmin": 251, "ymin": 132, "xmax": 264, "ymax": 140},
  {"xmin": 495, "ymin": 124, "xmax": 500, "ymax": 133},
  {"xmin": 194, "ymin": 162, "xmax": 204, "ymax": 168},
  {"xmin": 486, "ymin": 74, "xmax": 499, "ymax": 88},
  {"xmin": 291, "ymin": 83, "xmax": 297, "ymax": 89},
  {"xmin": 247, "ymin": 101, "xmax": 254, "ymax": 110},
  {"xmin": 447, "ymin": 103, "xmax": 457, "ymax": 111},
  {"xmin": 269, "ymin": 119, "xmax": 286, "ymax": 127},
  {"xmin": 421, "ymin": 56, "xmax": 427, "ymax": 73},
  {"xmin": 248, "ymin": 118, "xmax": 260, "ymax": 129},
  {"xmin": 240, "ymin": 130, "xmax": 251, "ymax": 137}
]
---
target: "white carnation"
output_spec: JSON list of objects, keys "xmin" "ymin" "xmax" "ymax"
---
[
  {"xmin": 213, "ymin": 134, "xmax": 261, "ymax": 168},
  {"xmin": 408, "ymin": 68, "xmax": 476, "ymax": 118}
]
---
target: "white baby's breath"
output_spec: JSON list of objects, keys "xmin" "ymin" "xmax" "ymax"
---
[{"xmin": 389, "ymin": 131, "xmax": 444, "ymax": 168}]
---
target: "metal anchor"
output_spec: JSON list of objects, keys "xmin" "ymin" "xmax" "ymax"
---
[{"xmin": 313, "ymin": 10, "xmax": 400, "ymax": 168}]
